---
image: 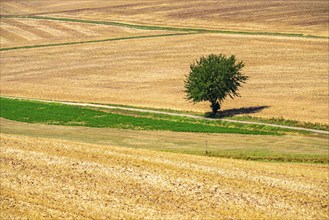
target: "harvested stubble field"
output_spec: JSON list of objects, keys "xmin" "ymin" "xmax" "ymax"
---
[
  {"xmin": 0, "ymin": 18, "xmax": 177, "ymax": 48},
  {"xmin": 1, "ymin": 0, "xmax": 328, "ymax": 37},
  {"xmin": 1, "ymin": 33, "xmax": 328, "ymax": 124},
  {"xmin": 1, "ymin": 133, "xmax": 328, "ymax": 219}
]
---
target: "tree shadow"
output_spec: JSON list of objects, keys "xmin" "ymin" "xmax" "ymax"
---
[{"xmin": 205, "ymin": 106, "xmax": 270, "ymax": 118}]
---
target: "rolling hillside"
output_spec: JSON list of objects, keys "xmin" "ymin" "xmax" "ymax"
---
[
  {"xmin": 1, "ymin": 0, "xmax": 328, "ymax": 37},
  {"xmin": 0, "ymin": 1, "xmax": 328, "ymax": 219},
  {"xmin": 1, "ymin": 32, "xmax": 327, "ymax": 123}
]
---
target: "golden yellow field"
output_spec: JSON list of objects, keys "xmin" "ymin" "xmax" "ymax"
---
[
  {"xmin": 1, "ymin": 133, "xmax": 328, "ymax": 219},
  {"xmin": 0, "ymin": 18, "xmax": 176, "ymax": 48},
  {"xmin": 1, "ymin": 0, "xmax": 328, "ymax": 37},
  {"xmin": 1, "ymin": 33, "xmax": 328, "ymax": 123}
]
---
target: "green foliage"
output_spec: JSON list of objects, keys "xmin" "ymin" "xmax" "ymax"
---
[
  {"xmin": 0, "ymin": 98, "xmax": 277, "ymax": 135},
  {"xmin": 185, "ymin": 54, "xmax": 248, "ymax": 115}
]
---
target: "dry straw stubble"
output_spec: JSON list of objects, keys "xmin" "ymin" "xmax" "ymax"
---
[{"xmin": 1, "ymin": 134, "xmax": 328, "ymax": 219}]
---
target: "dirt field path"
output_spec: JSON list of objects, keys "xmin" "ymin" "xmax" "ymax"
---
[
  {"xmin": 1, "ymin": 134, "xmax": 328, "ymax": 219},
  {"xmin": 3, "ymin": 96, "xmax": 329, "ymax": 135}
]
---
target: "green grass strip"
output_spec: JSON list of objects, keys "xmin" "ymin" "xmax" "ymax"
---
[
  {"xmin": 1, "ymin": 15, "xmax": 327, "ymax": 39},
  {"xmin": 0, "ymin": 97, "xmax": 277, "ymax": 135},
  {"xmin": 199, "ymin": 150, "xmax": 329, "ymax": 164},
  {"xmin": 0, "ymin": 33, "xmax": 193, "ymax": 51},
  {"xmin": 92, "ymin": 102, "xmax": 327, "ymax": 132},
  {"xmin": 229, "ymin": 115, "xmax": 329, "ymax": 132},
  {"xmin": 85, "ymin": 105, "xmax": 303, "ymax": 134}
]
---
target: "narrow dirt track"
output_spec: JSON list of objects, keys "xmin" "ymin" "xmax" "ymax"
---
[
  {"xmin": 1, "ymin": 134, "xmax": 328, "ymax": 219},
  {"xmin": 3, "ymin": 96, "xmax": 329, "ymax": 134}
]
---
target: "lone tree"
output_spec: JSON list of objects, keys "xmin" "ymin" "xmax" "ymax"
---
[{"xmin": 184, "ymin": 54, "xmax": 248, "ymax": 116}]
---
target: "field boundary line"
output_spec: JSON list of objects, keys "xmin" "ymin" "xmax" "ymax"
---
[
  {"xmin": 1, "ymin": 15, "xmax": 327, "ymax": 39},
  {"xmin": 2, "ymin": 96, "xmax": 328, "ymax": 135},
  {"xmin": 0, "ymin": 33, "xmax": 194, "ymax": 51}
]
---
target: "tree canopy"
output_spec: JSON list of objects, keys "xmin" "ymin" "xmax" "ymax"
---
[{"xmin": 184, "ymin": 54, "xmax": 248, "ymax": 116}]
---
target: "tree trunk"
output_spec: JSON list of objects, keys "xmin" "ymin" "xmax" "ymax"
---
[{"xmin": 210, "ymin": 101, "xmax": 220, "ymax": 117}]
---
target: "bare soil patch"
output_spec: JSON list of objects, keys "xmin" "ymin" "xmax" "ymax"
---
[
  {"xmin": 0, "ymin": 18, "xmax": 177, "ymax": 48},
  {"xmin": 1, "ymin": 0, "xmax": 327, "ymax": 37}
]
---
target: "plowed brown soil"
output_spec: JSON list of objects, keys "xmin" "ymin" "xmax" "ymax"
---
[
  {"xmin": 0, "ymin": 18, "xmax": 176, "ymax": 48},
  {"xmin": 1, "ymin": 0, "xmax": 328, "ymax": 37},
  {"xmin": 1, "ymin": 134, "xmax": 328, "ymax": 219}
]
